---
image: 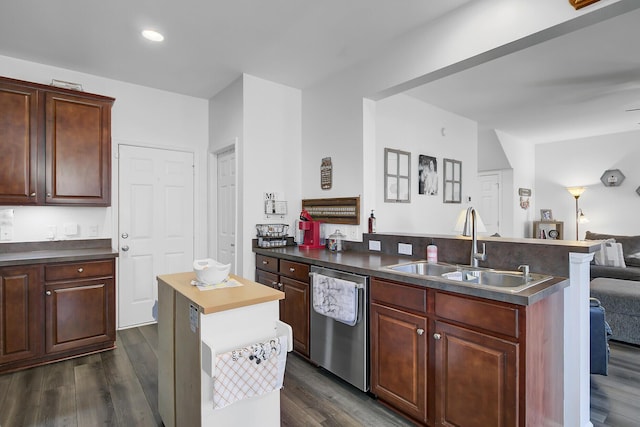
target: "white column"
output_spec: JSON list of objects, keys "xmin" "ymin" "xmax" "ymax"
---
[{"xmin": 565, "ymin": 252, "xmax": 594, "ymax": 427}]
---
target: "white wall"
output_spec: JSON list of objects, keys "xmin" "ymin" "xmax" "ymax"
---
[
  {"xmin": 0, "ymin": 55, "xmax": 209, "ymax": 255},
  {"xmin": 374, "ymin": 94, "xmax": 477, "ymax": 234},
  {"xmin": 535, "ymin": 129, "xmax": 640, "ymax": 239},
  {"xmin": 300, "ymin": 0, "xmax": 627, "ymax": 238},
  {"xmin": 210, "ymin": 75, "xmax": 301, "ymax": 279}
]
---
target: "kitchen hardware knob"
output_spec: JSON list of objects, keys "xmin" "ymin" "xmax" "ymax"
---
[
  {"xmin": 262, "ymin": 260, "xmax": 268, "ymax": 265},
  {"xmin": 433, "ymin": 333, "xmax": 442, "ymax": 340},
  {"xmin": 121, "ymin": 245, "xmax": 130, "ymax": 252},
  {"xmin": 47, "ymin": 193, "xmax": 51, "ymax": 197},
  {"xmin": 46, "ymin": 290, "xmax": 52, "ymax": 296},
  {"xmin": 289, "ymin": 267, "xmax": 295, "ymax": 272},
  {"xmin": 30, "ymin": 192, "xmax": 36, "ymax": 197},
  {"xmin": 121, "ymin": 232, "xmax": 129, "ymax": 239},
  {"xmin": 277, "ymin": 282, "xmax": 283, "ymax": 289},
  {"xmin": 271, "ymin": 281, "xmax": 278, "ymax": 287},
  {"xmin": 77, "ymin": 267, "xmax": 84, "ymax": 273},
  {"xmin": 416, "ymin": 328, "xmax": 425, "ymax": 336}
]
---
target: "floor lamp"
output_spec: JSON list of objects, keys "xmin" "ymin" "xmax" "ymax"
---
[{"xmin": 567, "ymin": 187, "xmax": 586, "ymax": 240}]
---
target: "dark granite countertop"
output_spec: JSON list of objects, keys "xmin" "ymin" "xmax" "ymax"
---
[
  {"xmin": 254, "ymin": 246, "xmax": 569, "ymax": 306},
  {"xmin": 0, "ymin": 239, "xmax": 118, "ymax": 267}
]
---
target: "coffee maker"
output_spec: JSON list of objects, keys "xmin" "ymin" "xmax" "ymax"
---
[{"xmin": 298, "ymin": 210, "xmax": 324, "ymax": 249}]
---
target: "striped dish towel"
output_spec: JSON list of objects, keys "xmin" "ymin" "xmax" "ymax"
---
[{"xmin": 213, "ymin": 335, "xmax": 287, "ymax": 410}]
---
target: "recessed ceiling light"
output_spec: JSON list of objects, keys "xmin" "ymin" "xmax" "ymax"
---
[{"xmin": 142, "ymin": 29, "xmax": 164, "ymax": 42}]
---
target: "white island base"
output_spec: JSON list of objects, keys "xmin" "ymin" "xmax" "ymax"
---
[{"xmin": 157, "ymin": 273, "xmax": 288, "ymax": 427}]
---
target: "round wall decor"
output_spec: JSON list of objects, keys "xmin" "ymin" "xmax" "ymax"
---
[{"xmin": 600, "ymin": 169, "xmax": 625, "ymax": 187}]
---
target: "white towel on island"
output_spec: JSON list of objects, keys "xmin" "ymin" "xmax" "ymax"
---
[
  {"xmin": 312, "ymin": 274, "xmax": 358, "ymax": 326},
  {"xmin": 212, "ymin": 335, "xmax": 287, "ymax": 410}
]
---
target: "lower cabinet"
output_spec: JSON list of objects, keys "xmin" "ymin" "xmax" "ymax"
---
[
  {"xmin": 255, "ymin": 255, "xmax": 310, "ymax": 357},
  {"xmin": 0, "ymin": 265, "xmax": 42, "ymax": 365},
  {"xmin": 0, "ymin": 258, "xmax": 116, "ymax": 374},
  {"xmin": 371, "ymin": 276, "xmax": 564, "ymax": 427}
]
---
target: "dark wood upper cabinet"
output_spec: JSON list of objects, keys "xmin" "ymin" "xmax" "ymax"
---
[{"xmin": 0, "ymin": 76, "xmax": 114, "ymax": 206}]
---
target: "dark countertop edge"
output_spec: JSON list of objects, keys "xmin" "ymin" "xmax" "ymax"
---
[
  {"xmin": 0, "ymin": 248, "xmax": 118, "ymax": 267},
  {"xmin": 254, "ymin": 247, "xmax": 569, "ymax": 306}
]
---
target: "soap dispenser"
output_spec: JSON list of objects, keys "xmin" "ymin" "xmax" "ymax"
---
[{"xmin": 368, "ymin": 210, "xmax": 376, "ymax": 233}]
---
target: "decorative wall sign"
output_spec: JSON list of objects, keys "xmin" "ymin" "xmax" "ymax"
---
[
  {"xmin": 384, "ymin": 148, "xmax": 411, "ymax": 203},
  {"xmin": 569, "ymin": 0, "xmax": 601, "ymax": 10},
  {"xmin": 442, "ymin": 158, "xmax": 462, "ymax": 203},
  {"xmin": 600, "ymin": 169, "xmax": 625, "ymax": 187},
  {"xmin": 321, "ymin": 157, "xmax": 332, "ymax": 190},
  {"xmin": 518, "ymin": 188, "xmax": 531, "ymax": 210}
]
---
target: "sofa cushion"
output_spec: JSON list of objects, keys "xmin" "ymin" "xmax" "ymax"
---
[
  {"xmin": 594, "ymin": 239, "xmax": 626, "ymax": 267},
  {"xmin": 585, "ymin": 231, "xmax": 640, "ymax": 265},
  {"xmin": 591, "ymin": 265, "xmax": 640, "ymax": 281},
  {"xmin": 626, "ymin": 252, "xmax": 640, "ymax": 267}
]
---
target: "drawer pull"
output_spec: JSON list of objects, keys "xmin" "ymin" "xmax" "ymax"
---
[
  {"xmin": 46, "ymin": 290, "xmax": 52, "ymax": 296},
  {"xmin": 289, "ymin": 267, "xmax": 295, "ymax": 272},
  {"xmin": 433, "ymin": 333, "xmax": 441, "ymax": 340},
  {"xmin": 262, "ymin": 260, "xmax": 268, "ymax": 265},
  {"xmin": 77, "ymin": 267, "xmax": 84, "ymax": 273},
  {"xmin": 277, "ymin": 283, "xmax": 283, "ymax": 289},
  {"xmin": 30, "ymin": 192, "xmax": 36, "ymax": 197},
  {"xmin": 271, "ymin": 281, "xmax": 278, "ymax": 286},
  {"xmin": 416, "ymin": 328, "xmax": 425, "ymax": 336}
]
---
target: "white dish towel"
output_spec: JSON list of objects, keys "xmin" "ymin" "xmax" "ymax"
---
[
  {"xmin": 312, "ymin": 273, "xmax": 358, "ymax": 326},
  {"xmin": 212, "ymin": 335, "xmax": 287, "ymax": 410}
]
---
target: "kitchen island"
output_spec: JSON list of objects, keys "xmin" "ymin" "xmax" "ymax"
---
[
  {"xmin": 157, "ymin": 272, "xmax": 287, "ymax": 427},
  {"xmin": 254, "ymin": 235, "xmax": 597, "ymax": 427}
]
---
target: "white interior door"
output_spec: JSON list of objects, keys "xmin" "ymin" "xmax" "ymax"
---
[
  {"xmin": 478, "ymin": 172, "xmax": 501, "ymax": 236},
  {"xmin": 216, "ymin": 147, "xmax": 236, "ymax": 272},
  {"xmin": 118, "ymin": 145, "xmax": 194, "ymax": 328}
]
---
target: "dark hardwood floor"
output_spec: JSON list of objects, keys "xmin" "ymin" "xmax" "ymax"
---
[{"xmin": 0, "ymin": 325, "xmax": 637, "ymax": 427}]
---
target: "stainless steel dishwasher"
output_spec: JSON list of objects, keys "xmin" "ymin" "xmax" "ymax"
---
[{"xmin": 309, "ymin": 265, "xmax": 369, "ymax": 392}]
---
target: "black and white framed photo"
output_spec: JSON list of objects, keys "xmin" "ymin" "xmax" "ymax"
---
[
  {"xmin": 540, "ymin": 209, "xmax": 553, "ymax": 221},
  {"xmin": 418, "ymin": 155, "xmax": 438, "ymax": 195}
]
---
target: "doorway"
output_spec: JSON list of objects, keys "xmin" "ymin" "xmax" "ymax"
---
[
  {"xmin": 210, "ymin": 144, "xmax": 237, "ymax": 274},
  {"xmin": 118, "ymin": 145, "xmax": 194, "ymax": 328},
  {"xmin": 478, "ymin": 172, "xmax": 502, "ymax": 236}
]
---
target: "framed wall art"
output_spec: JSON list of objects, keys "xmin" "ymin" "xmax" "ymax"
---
[
  {"xmin": 442, "ymin": 158, "xmax": 461, "ymax": 203},
  {"xmin": 418, "ymin": 155, "xmax": 438, "ymax": 196},
  {"xmin": 384, "ymin": 148, "xmax": 410, "ymax": 203}
]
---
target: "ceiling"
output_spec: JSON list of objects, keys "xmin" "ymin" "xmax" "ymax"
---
[
  {"xmin": 1, "ymin": 1, "xmax": 638, "ymax": 144},
  {"xmin": 405, "ymin": 6, "xmax": 640, "ymax": 144},
  {"xmin": 0, "ymin": 0, "xmax": 471, "ymax": 98}
]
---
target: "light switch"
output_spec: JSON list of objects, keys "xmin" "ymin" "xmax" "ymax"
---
[{"xmin": 63, "ymin": 222, "xmax": 78, "ymax": 236}]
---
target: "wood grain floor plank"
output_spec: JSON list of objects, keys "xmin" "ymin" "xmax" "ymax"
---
[
  {"xmin": 101, "ymin": 335, "xmax": 157, "ymax": 427},
  {"xmin": 138, "ymin": 324, "xmax": 160, "ymax": 359},
  {"xmin": 0, "ymin": 365, "xmax": 45, "ymax": 427},
  {"xmin": 117, "ymin": 328, "xmax": 162, "ymax": 426},
  {"xmin": 74, "ymin": 359, "xmax": 117, "ymax": 427}
]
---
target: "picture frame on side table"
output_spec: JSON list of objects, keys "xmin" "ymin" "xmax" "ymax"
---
[{"xmin": 540, "ymin": 209, "xmax": 553, "ymax": 221}]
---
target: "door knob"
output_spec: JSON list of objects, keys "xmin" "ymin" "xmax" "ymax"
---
[
  {"xmin": 121, "ymin": 232, "xmax": 129, "ymax": 239},
  {"xmin": 433, "ymin": 333, "xmax": 442, "ymax": 340},
  {"xmin": 121, "ymin": 245, "xmax": 130, "ymax": 252}
]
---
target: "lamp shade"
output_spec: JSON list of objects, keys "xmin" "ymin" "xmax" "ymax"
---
[
  {"xmin": 567, "ymin": 186, "xmax": 586, "ymax": 198},
  {"xmin": 453, "ymin": 209, "xmax": 487, "ymax": 234}
]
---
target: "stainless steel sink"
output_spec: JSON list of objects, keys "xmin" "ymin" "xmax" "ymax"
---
[
  {"xmin": 384, "ymin": 261, "xmax": 458, "ymax": 276},
  {"xmin": 383, "ymin": 261, "xmax": 552, "ymax": 293}
]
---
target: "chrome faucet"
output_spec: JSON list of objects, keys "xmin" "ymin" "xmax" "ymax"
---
[
  {"xmin": 462, "ymin": 207, "xmax": 487, "ymax": 267},
  {"xmin": 518, "ymin": 264, "xmax": 530, "ymax": 280}
]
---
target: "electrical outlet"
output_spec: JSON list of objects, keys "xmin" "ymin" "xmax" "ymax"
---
[
  {"xmin": 398, "ymin": 243, "xmax": 413, "ymax": 255},
  {"xmin": 46, "ymin": 225, "xmax": 56, "ymax": 240},
  {"xmin": 369, "ymin": 240, "xmax": 381, "ymax": 251},
  {"xmin": 0, "ymin": 226, "xmax": 12, "ymax": 241},
  {"xmin": 88, "ymin": 224, "xmax": 99, "ymax": 237}
]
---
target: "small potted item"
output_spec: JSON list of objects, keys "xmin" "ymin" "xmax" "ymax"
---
[{"xmin": 327, "ymin": 229, "xmax": 346, "ymax": 252}]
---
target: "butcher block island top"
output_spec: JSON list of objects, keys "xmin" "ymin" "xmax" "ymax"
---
[{"xmin": 156, "ymin": 272, "xmax": 284, "ymax": 314}]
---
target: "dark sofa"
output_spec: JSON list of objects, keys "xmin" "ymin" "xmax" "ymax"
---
[{"xmin": 585, "ymin": 231, "xmax": 640, "ymax": 280}]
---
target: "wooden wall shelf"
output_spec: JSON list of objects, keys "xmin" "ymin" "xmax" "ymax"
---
[{"xmin": 301, "ymin": 197, "xmax": 360, "ymax": 225}]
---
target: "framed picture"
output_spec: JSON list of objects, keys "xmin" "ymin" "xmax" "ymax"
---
[
  {"xmin": 384, "ymin": 148, "xmax": 411, "ymax": 203},
  {"xmin": 418, "ymin": 155, "xmax": 438, "ymax": 195},
  {"xmin": 540, "ymin": 209, "xmax": 553, "ymax": 221},
  {"xmin": 442, "ymin": 158, "xmax": 462, "ymax": 203}
]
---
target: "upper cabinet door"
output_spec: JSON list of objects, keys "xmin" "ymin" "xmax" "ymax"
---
[
  {"xmin": 0, "ymin": 81, "xmax": 41, "ymax": 205},
  {"xmin": 45, "ymin": 92, "xmax": 112, "ymax": 206}
]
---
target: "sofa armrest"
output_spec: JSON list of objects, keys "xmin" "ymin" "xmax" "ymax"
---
[{"xmin": 590, "ymin": 265, "xmax": 640, "ymax": 281}]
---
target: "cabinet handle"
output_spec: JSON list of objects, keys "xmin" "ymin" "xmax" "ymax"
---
[
  {"xmin": 416, "ymin": 328, "xmax": 425, "ymax": 336},
  {"xmin": 262, "ymin": 260, "xmax": 268, "ymax": 265},
  {"xmin": 289, "ymin": 267, "xmax": 295, "ymax": 272},
  {"xmin": 47, "ymin": 193, "xmax": 52, "ymax": 197},
  {"xmin": 30, "ymin": 192, "xmax": 36, "ymax": 197},
  {"xmin": 277, "ymin": 282, "xmax": 283, "ymax": 289},
  {"xmin": 77, "ymin": 267, "xmax": 84, "ymax": 273},
  {"xmin": 46, "ymin": 290, "xmax": 52, "ymax": 296},
  {"xmin": 433, "ymin": 333, "xmax": 441, "ymax": 340},
  {"xmin": 271, "ymin": 281, "xmax": 278, "ymax": 286}
]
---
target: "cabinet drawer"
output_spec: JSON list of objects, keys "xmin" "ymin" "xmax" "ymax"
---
[
  {"xmin": 45, "ymin": 260, "xmax": 114, "ymax": 282},
  {"xmin": 256, "ymin": 270, "xmax": 279, "ymax": 288},
  {"xmin": 256, "ymin": 255, "xmax": 278, "ymax": 273},
  {"xmin": 279, "ymin": 260, "xmax": 309, "ymax": 282},
  {"xmin": 371, "ymin": 278, "xmax": 427, "ymax": 314},
  {"xmin": 434, "ymin": 291, "xmax": 519, "ymax": 339}
]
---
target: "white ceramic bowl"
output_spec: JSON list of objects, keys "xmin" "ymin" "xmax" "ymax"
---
[{"xmin": 193, "ymin": 259, "xmax": 231, "ymax": 284}]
